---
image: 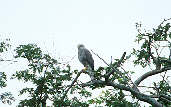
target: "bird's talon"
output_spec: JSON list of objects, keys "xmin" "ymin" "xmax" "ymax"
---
[{"xmin": 82, "ymin": 67, "xmax": 87, "ymax": 71}]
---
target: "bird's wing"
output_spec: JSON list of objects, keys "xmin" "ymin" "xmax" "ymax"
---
[{"xmin": 84, "ymin": 48, "xmax": 94, "ymax": 70}]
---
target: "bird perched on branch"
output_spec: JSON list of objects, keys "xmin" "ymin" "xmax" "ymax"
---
[{"xmin": 77, "ymin": 44, "xmax": 94, "ymax": 71}]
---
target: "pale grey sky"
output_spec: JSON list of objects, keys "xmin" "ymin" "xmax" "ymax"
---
[{"xmin": 0, "ymin": 0, "xmax": 171, "ymax": 106}]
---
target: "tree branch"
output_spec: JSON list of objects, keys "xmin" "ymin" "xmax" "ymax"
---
[
  {"xmin": 158, "ymin": 18, "xmax": 171, "ymax": 27},
  {"xmin": 134, "ymin": 67, "xmax": 171, "ymax": 87},
  {"xmin": 0, "ymin": 59, "xmax": 17, "ymax": 62},
  {"xmin": 80, "ymin": 80, "xmax": 162, "ymax": 107},
  {"xmin": 151, "ymin": 94, "xmax": 171, "ymax": 103},
  {"xmin": 91, "ymin": 50, "xmax": 126, "ymax": 82},
  {"xmin": 105, "ymin": 52, "xmax": 126, "ymax": 77},
  {"xmin": 159, "ymin": 94, "xmax": 171, "ymax": 103},
  {"xmin": 91, "ymin": 50, "xmax": 110, "ymax": 66},
  {"xmin": 61, "ymin": 70, "xmax": 84, "ymax": 101}
]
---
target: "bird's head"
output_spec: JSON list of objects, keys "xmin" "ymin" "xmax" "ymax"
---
[{"xmin": 77, "ymin": 44, "xmax": 85, "ymax": 49}]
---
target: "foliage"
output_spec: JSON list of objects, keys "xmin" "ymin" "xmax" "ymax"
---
[
  {"xmin": 133, "ymin": 21, "xmax": 171, "ymax": 68},
  {"xmin": 86, "ymin": 19, "xmax": 171, "ymax": 107},
  {"xmin": 0, "ymin": 38, "xmax": 15, "ymax": 105},
  {"xmin": 0, "ymin": 38, "xmax": 10, "ymax": 88},
  {"xmin": 151, "ymin": 74, "xmax": 171, "ymax": 106},
  {"xmin": 132, "ymin": 19, "xmax": 171, "ymax": 106},
  {"xmin": 0, "ymin": 72, "xmax": 7, "ymax": 88},
  {"xmin": 12, "ymin": 44, "xmax": 90, "ymax": 107},
  {"xmin": 0, "ymin": 38, "xmax": 10, "ymax": 53},
  {"xmin": 88, "ymin": 89, "xmax": 140, "ymax": 107},
  {"xmin": 0, "ymin": 92, "xmax": 15, "ymax": 105}
]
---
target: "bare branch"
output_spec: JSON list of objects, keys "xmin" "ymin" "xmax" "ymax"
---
[
  {"xmin": 91, "ymin": 50, "xmax": 109, "ymax": 66},
  {"xmin": 0, "ymin": 59, "xmax": 17, "ymax": 62},
  {"xmin": 134, "ymin": 67, "xmax": 171, "ymax": 87}
]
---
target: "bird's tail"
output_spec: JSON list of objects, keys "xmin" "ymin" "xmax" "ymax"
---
[{"xmin": 87, "ymin": 66, "xmax": 95, "ymax": 81}]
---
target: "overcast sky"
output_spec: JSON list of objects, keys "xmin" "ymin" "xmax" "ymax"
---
[{"xmin": 0, "ymin": 0, "xmax": 171, "ymax": 106}]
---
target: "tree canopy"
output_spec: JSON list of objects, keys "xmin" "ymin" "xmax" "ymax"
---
[{"xmin": 0, "ymin": 19, "xmax": 171, "ymax": 107}]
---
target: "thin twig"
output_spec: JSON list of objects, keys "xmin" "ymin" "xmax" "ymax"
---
[
  {"xmin": 61, "ymin": 70, "xmax": 84, "ymax": 101},
  {"xmin": 137, "ymin": 86, "xmax": 155, "ymax": 88},
  {"xmin": 115, "ymin": 52, "xmax": 126, "ymax": 67},
  {"xmin": 120, "ymin": 67, "xmax": 134, "ymax": 87},
  {"xmin": 91, "ymin": 50, "xmax": 127, "ymax": 82},
  {"xmin": 91, "ymin": 50, "xmax": 126, "ymax": 81},
  {"xmin": 91, "ymin": 50, "xmax": 109, "ymax": 66},
  {"xmin": 159, "ymin": 18, "xmax": 171, "ymax": 27},
  {"xmin": 105, "ymin": 52, "xmax": 126, "ymax": 79},
  {"xmin": 0, "ymin": 59, "xmax": 17, "ymax": 62},
  {"xmin": 110, "ymin": 56, "xmax": 113, "ymax": 65}
]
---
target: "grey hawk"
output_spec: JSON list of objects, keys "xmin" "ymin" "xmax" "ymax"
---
[{"xmin": 77, "ymin": 44, "xmax": 94, "ymax": 70}]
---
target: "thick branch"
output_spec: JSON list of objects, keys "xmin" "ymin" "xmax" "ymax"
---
[
  {"xmin": 108, "ymin": 82, "xmax": 162, "ymax": 107},
  {"xmin": 81, "ymin": 80, "xmax": 162, "ymax": 107},
  {"xmin": 151, "ymin": 94, "xmax": 171, "ymax": 103},
  {"xmin": 134, "ymin": 67, "xmax": 171, "ymax": 87},
  {"xmin": 160, "ymin": 94, "xmax": 171, "ymax": 101}
]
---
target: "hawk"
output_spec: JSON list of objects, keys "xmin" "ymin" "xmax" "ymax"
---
[{"xmin": 77, "ymin": 44, "xmax": 94, "ymax": 70}]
